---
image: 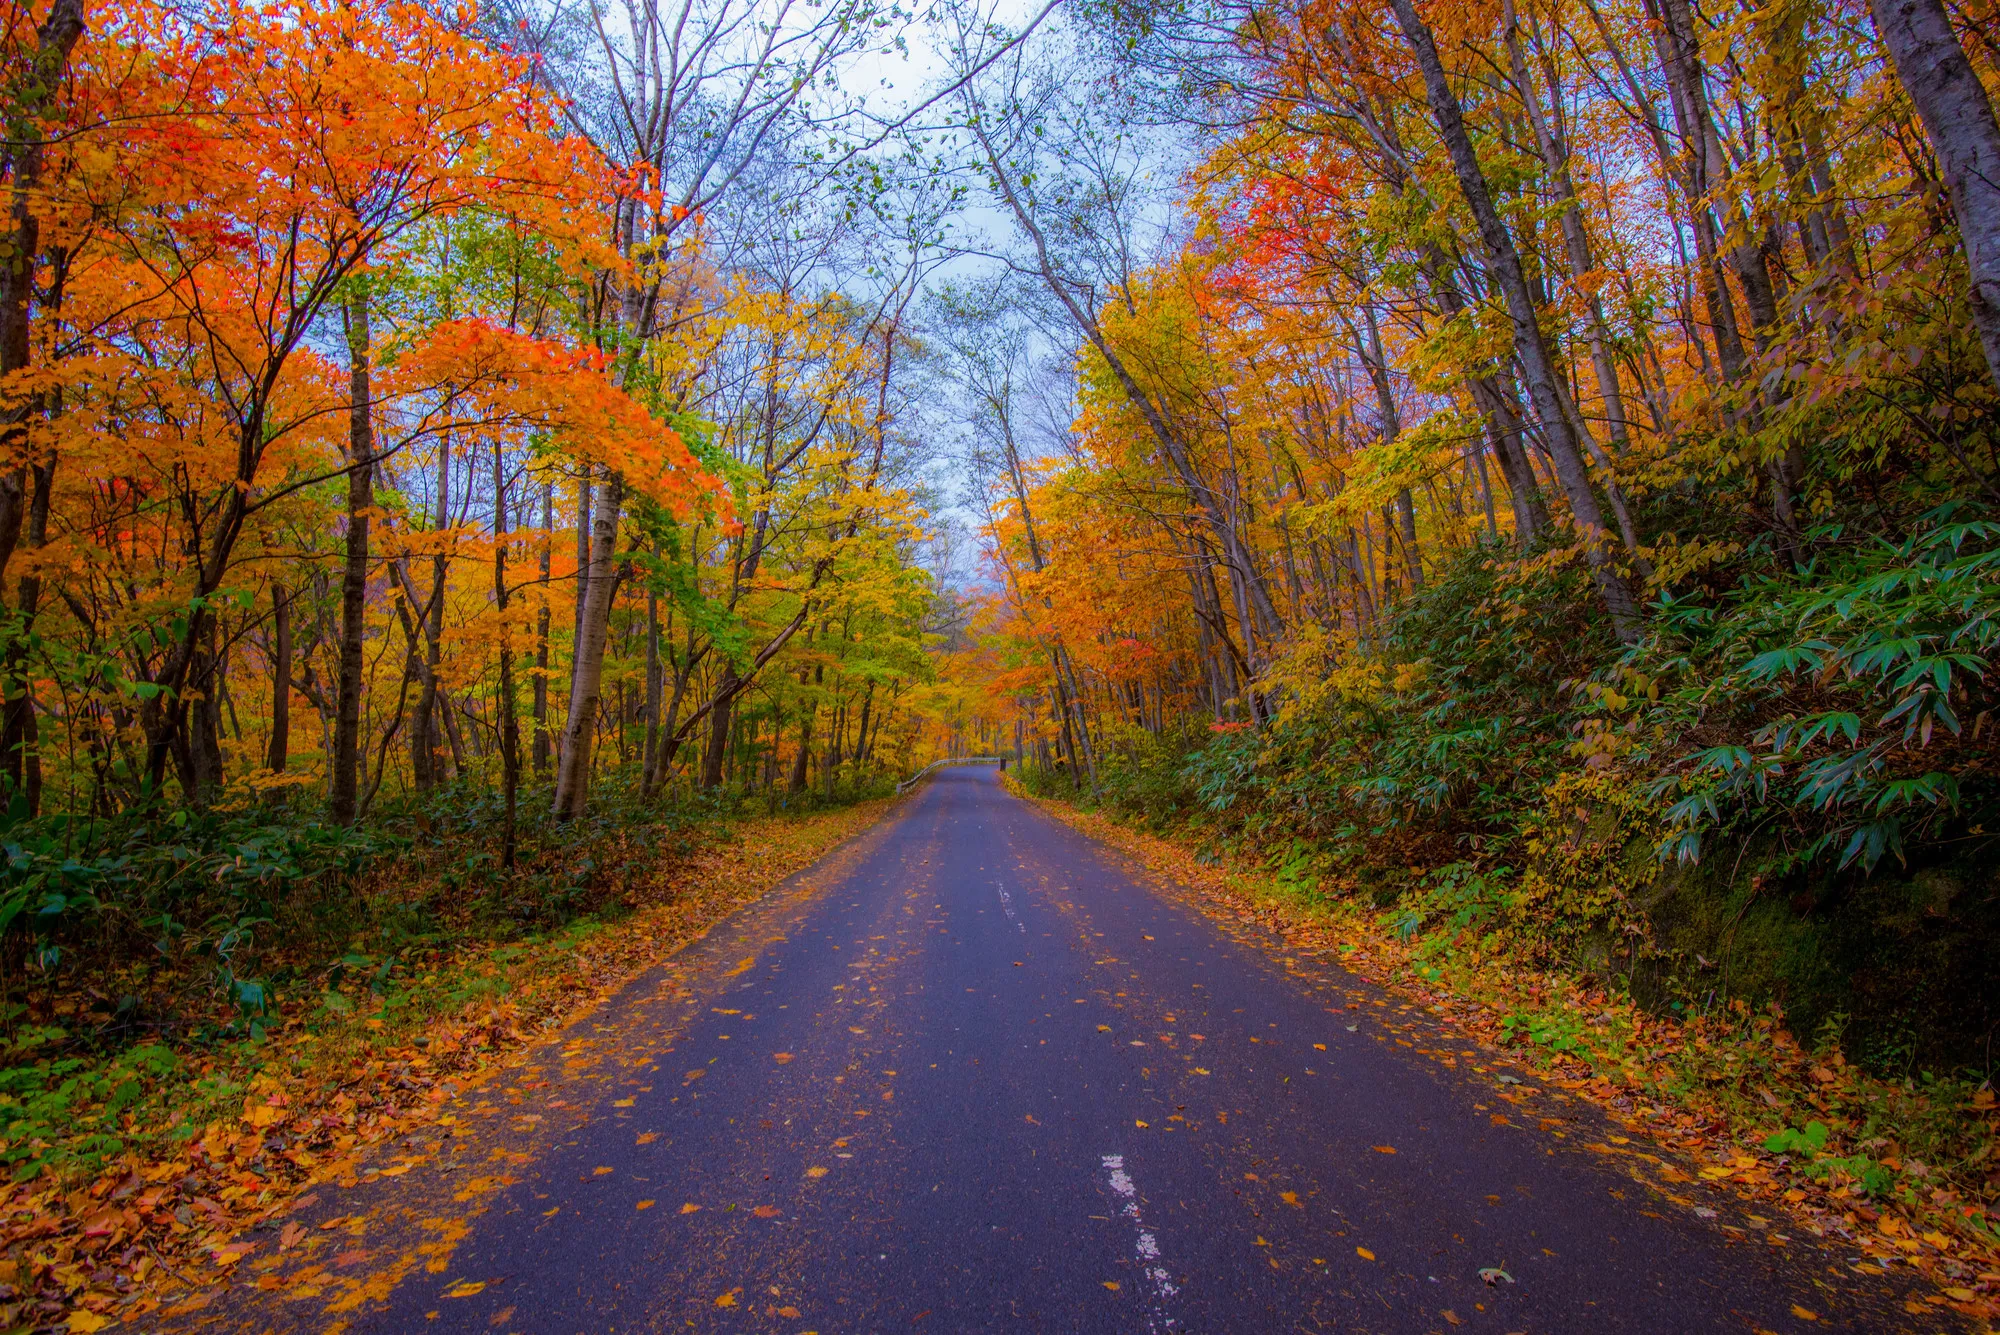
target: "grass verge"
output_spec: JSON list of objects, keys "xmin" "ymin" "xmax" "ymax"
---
[{"xmin": 1, "ymin": 796, "xmax": 893, "ymax": 1332}]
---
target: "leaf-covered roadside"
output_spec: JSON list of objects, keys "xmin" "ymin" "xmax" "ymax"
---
[
  {"xmin": 0, "ymin": 798, "xmax": 890, "ymax": 1333},
  {"xmin": 1015, "ymin": 784, "xmax": 2000, "ymax": 1327}
]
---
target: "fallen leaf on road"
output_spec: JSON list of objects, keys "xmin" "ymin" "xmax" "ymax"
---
[
  {"xmin": 1791, "ymin": 1306, "xmax": 1818, "ymax": 1322},
  {"xmin": 1135, "ymin": 1120, "xmax": 1149, "ymax": 1128},
  {"xmin": 614, "ymin": 1098, "xmax": 635, "ymax": 1107},
  {"xmin": 715, "ymin": 1289, "xmax": 740, "ymax": 1308},
  {"xmin": 1280, "ymin": 1191, "xmax": 1300, "ymax": 1207},
  {"xmin": 1314, "ymin": 1044, "xmax": 1326, "ymax": 1051},
  {"xmin": 1442, "ymin": 1310, "xmax": 1461, "ymax": 1326},
  {"xmin": 637, "ymin": 1132, "xmax": 658, "ymax": 1145},
  {"xmin": 753, "ymin": 1205, "xmax": 782, "ymax": 1218},
  {"xmin": 66, "ymin": 1313, "xmax": 110, "ymax": 1333},
  {"xmin": 1479, "ymin": 1268, "xmax": 1513, "ymax": 1285},
  {"xmin": 1357, "ymin": 1247, "xmax": 1376, "ymax": 1261},
  {"xmin": 1192, "ymin": 1067, "xmax": 1210, "ymax": 1075},
  {"xmin": 805, "ymin": 1166, "xmax": 829, "ymax": 1178},
  {"xmin": 1098, "ymin": 1025, "xmax": 1112, "ymax": 1033},
  {"xmin": 278, "ymin": 1222, "xmax": 306, "ymax": 1251},
  {"xmin": 593, "ymin": 1166, "xmax": 614, "ymax": 1176},
  {"xmin": 1102, "ymin": 1282, "xmax": 1120, "ymax": 1291},
  {"xmin": 445, "ymin": 1281, "xmax": 486, "ymax": 1298},
  {"xmin": 680, "ymin": 1203, "xmax": 702, "ymax": 1214},
  {"xmin": 636, "ymin": 1201, "xmax": 656, "ymax": 1210},
  {"xmin": 773, "ymin": 1053, "xmax": 795, "ymax": 1063},
  {"xmin": 777, "ymin": 1306, "xmax": 800, "ymax": 1318},
  {"xmin": 1372, "ymin": 1146, "xmax": 1397, "ymax": 1155}
]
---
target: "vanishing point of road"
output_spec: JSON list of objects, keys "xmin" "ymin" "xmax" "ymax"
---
[{"xmin": 182, "ymin": 767, "xmax": 1922, "ymax": 1333}]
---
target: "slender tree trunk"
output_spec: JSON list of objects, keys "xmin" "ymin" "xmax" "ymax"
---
[
  {"xmin": 533, "ymin": 480, "xmax": 551, "ymax": 774},
  {"xmin": 331, "ymin": 291, "xmax": 374, "ymax": 826},
  {"xmin": 789, "ymin": 704, "xmax": 813, "ymax": 792},
  {"xmin": 1504, "ymin": 0, "xmax": 1632, "ymax": 449},
  {"xmin": 1870, "ymin": 0, "xmax": 2000, "ymax": 397},
  {"xmin": 1, "ymin": 458, "xmax": 52, "ymax": 811},
  {"xmin": 1389, "ymin": 0, "xmax": 1641, "ymax": 640},
  {"xmin": 412, "ymin": 440, "xmax": 451, "ymax": 787},
  {"xmin": 642, "ymin": 587, "xmax": 662, "ymax": 794},
  {"xmin": 0, "ymin": 0, "xmax": 84, "ymax": 604},
  {"xmin": 267, "ymin": 581, "xmax": 291, "ymax": 777},
  {"xmin": 551, "ymin": 472, "xmax": 623, "ymax": 818},
  {"xmin": 494, "ymin": 441, "xmax": 519, "ymax": 869}
]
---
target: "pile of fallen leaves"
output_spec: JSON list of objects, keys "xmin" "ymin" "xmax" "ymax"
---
[
  {"xmin": 0, "ymin": 798, "xmax": 890, "ymax": 1333},
  {"xmin": 1019, "ymin": 786, "xmax": 2000, "ymax": 1327}
]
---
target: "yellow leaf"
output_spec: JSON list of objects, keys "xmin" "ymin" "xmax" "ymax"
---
[
  {"xmin": 1791, "ymin": 1306, "xmax": 1818, "ymax": 1322},
  {"xmin": 1192, "ymin": 1067, "xmax": 1210, "ymax": 1076},
  {"xmin": 68, "ymin": 1313, "xmax": 111, "ymax": 1333},
  {"xmin": 679, "ymin": 1203, "xmax": 701, "ymax": 1214},
  {"xmin": 637, "ymin": 1132, "xmax": 658, "ymax": 1145},
  {"xmin": 613, "ymin": 1098, "xmax": 635, "ymax": 1108},
  {"xmin": 445, "ymin": 1281, "xmax": 486, "ymax": 1298},
  {"xmin": 715, "ymin": 1290, "xmax": 739, "ymax": 1308},
  {"xmin": 1280, "ymin": 1191, "xmax": 1300, "ymax": 1207},
  {"xmin": 1356, "ymin": 1247, "xmax": 1376, "ymax": 1261},
  {"xmin": 242, "ymin": 1098, "xmax": 285, "ymax": 1128},
  {"xmin": 1313, "ymin": 1044, "xmax": 1326, "ymax": 1051},
  {"xmin": 1371, "ymin": 1145, "xmax": 1396, "ymax": 1155},
  {"xmin": 805, "ymin": 1165, "xmax": 830, "ymax": 1179},
  {"xmin": 1135, "ymin": 1120, "xmax": 1149, "ymax": 1129},
  {"xmin": 593, "ymin": 1166, "xmax": 614, "ymax": 1176},
  {"xmin": 636, "ymin": 1200, "xmax": 655, "ymax": 1210},
  {"xmin": 1102, "ymin": 1281, "xmax": 1120, "ymax": 1291}
]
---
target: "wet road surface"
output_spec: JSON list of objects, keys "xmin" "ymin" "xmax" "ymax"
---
[{"xmin": 187, "ymin": 766, "xmax": 1906, "ymax": 1333}]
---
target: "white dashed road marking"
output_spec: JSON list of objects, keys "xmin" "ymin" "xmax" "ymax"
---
[{"xmin": 1102, "ymin": 1153, "xmax": 1177, "ymax": 1329}]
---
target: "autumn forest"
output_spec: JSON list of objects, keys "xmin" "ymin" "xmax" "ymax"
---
[{"xmin": 8, "ymin": 0, "xmax": 2000, "ymax": 1320}]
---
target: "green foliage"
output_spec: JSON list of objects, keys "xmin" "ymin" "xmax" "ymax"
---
[{"xmin": 1623, "ymin": 504, "xmax": 1999, "ymax": 872}]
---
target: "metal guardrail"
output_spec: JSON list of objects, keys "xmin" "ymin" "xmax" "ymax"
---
[{"xmin": 895, "ymin": 755, "xmax": 1003, "ymax": 794}]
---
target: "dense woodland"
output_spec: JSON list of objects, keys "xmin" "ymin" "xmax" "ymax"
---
[
  {"xmin": 5, "ymin": 0, "xmax": 2000, "ymax": 1199},
  {"xmin": 954, "ymin": 0, "xmax": 2000, "ymax": 1080}
]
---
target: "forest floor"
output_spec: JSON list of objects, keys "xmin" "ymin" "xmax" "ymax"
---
[
  {"xmin": 1013, "ymin": 782, "xmax": 2000, "ymax": 1329},
  {"xmin": 1, "ymin": 795, "xmax": 894, "ymax": 1333}
]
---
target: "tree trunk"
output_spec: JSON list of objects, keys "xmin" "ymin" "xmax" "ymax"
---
[
  {"xmin": 1, "ymin": 457, "xmax": 52, "ymax": 811},
  {"xmin": 0, "ymin": 0, "xmax": 84, "ymax": 606},
  {"xmin": 267, "ymin": 581, "xmax": 291, "ymax": 775},
  {"xmin": 1871, "ymin": 0, "xmax": 2000, "ymax": 397},
  {"xmin": 494, "ymin": 440, "xmax": 519, "ymax": 869},
  {"xmin": 1503, "ymin": 0, "xmax": 1631, "ymax": 448},
  {"xmin": 642, "ymin": 586, "xmax": 662, "ymax": 793},
  {"xmin": 551, "ymin": 471, "xmax": 623, "ymax": 818},
  {"xmin": 533, "ymin": 480, "xmax": 552, "ymax": 774},
  {"xmin": 330, "ymin": 291, "xmax": 374, "ymax": 826},
  {"xmin": 1389, "ymin": 0, "xmax": 1640, "ymax": 640},
  {"xmin": 789, "ymin": 705, "xmax": 813, "ymax": 792}
]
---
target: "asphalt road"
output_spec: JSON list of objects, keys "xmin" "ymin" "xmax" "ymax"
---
[{"xmin": 184, "ymin": 766, "xmax": 1918, "ymax": 1333}]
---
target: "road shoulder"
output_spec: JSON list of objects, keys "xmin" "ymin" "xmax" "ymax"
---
[{"xmin": 1006, "ymin": 781, "xmax": 1990, "ymax": 1330}]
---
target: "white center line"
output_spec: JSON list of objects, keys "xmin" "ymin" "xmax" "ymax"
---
[
  {"xmin": 1102, "ymin": 1153, "xmax": 1177, "ymax": 1329},
  {"xmin": 996, "ymin": 882, "xmax": 1026, "ymax": 931}
]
